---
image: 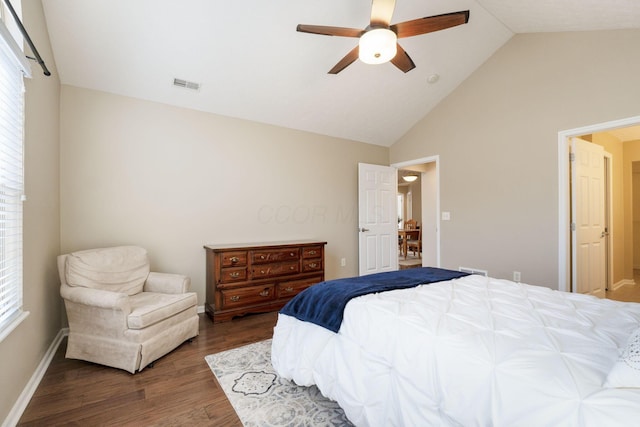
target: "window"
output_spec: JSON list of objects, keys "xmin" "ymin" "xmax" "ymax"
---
[{"xmin": 0, "ymin": 16, "xmax": 30, "ymax": 341}]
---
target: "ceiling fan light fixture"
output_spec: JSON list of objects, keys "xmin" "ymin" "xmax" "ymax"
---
[
  {"xmin": 358, "ymin": 28, "xmax": 397, "ymax": 65},
  {"xmin": 402, "ymin": 175, "xmax": 418, "ymax": 182}
]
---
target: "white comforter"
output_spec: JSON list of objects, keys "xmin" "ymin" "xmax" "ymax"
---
[{"xmin": 271, "ymin": 274, "xmax": 640, "ymax": 426}]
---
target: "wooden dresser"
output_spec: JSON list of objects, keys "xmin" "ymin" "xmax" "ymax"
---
[{"xmin": 204, "ymin": 240, "xmax": 326, "ymax": 322}]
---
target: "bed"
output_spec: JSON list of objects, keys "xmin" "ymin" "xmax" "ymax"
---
[{"xmin": 271, "ymin": 268, "xmax": 640, "ymax": 426}]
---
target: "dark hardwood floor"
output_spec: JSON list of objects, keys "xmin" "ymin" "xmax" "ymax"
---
[{"xmin": 18, "ymin": 312, "xmax": 278, "ymax": 427}]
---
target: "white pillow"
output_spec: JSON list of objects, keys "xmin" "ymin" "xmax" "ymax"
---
[{"xmin": 604, "ymin": 327, "xmax": 640, "ymax": 388}]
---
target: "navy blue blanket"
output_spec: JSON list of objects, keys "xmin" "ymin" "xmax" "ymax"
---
[{"xmin": 280, "ymin": 267, "xmax": 469, "ymax": 333}]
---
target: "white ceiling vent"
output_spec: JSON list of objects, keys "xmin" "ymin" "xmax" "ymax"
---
[{"xmin": 173, "ymin": 78, "xmax": 200, "ymax": 91}]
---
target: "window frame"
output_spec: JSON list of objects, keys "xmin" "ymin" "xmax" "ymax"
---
[{"xmin": 0, "ymin": 15, "xmax": 30, "ymax": 342}]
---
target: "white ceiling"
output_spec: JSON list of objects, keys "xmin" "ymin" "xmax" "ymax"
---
[
  {"xmin": 604, "ymin": 126, "xmax": 640, "ymax": 142},
  {"xmin": 40, "ymin": 1, "xmax": 640, "ymax": 147}
]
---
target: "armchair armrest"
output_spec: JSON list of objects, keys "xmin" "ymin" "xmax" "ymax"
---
[
  {"xmin": 60, "ymin": 284, "xmax": 130, "ymax": 312},
  {"xmin": 144, "ymin": 272, "xmax": 191, "ymax": 294}
]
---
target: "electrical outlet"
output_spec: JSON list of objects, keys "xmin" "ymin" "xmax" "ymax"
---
[
  {"xmin": 513, "ymin": 271, "xmax": 521, "ymax": 282},
  {"xmin": 341, "ymin": 258, "xmax": 346, "ymax": 267}
]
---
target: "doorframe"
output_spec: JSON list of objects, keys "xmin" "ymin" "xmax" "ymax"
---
[
  {"xmin": 392, "ymin": 155, "xmax": 441, "ymax": 267},
  {"xmin": 558, "ymin": 116, "xmax": 640, "ymax": 292},
  {"xmin": 604, "ymin": 152, "xmax": 613, "ymax": 291}
]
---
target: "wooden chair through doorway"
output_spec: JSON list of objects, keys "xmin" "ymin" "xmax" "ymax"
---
[
  {"xmin": 400, "ymin": 219, "xmax": 418, "ymax": 259},
  {"xmin": 407, "ymin": 227, "xmax": 422, "ymax": 258}
]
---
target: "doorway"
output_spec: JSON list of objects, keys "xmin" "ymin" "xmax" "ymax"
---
[
  {"xmin": 558, "ymin": 116, "xmax": 640, "ymax": 293},
  {"xmin": 392, "ymin": 156, "xmax": 440, "ymax": 268}
]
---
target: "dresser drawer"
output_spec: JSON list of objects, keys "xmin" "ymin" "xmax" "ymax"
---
[
  {"xmin": 251, "ymin": 261, "xmax": 299, "ymax": 279},
  {"xmin": 252, "ymin": 248, "xmax": 300, "ymax": 264},
  {"xmin": 277, "ymin": 276, "xmax": 322, "ymax": 299},
  {"xmin": 221, "ymin": 284, "xmax": 275, "ymax": 309},
  {"xmin": 219, "ymin": 267, "xmax": 247, "ymax": 283},
  {"xmin": 221, "ymin": 251, "xmax": 247, "ymax": 267},
  {"xmin": 302, "ymin": 259, "xmax": 322, "ymax": 272},
  {"xmin": 302, "ymin": 246, "xmax": 323, "ymax": 258}
]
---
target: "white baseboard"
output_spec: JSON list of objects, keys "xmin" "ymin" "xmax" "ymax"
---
[
  {"xmin": 2, "ymin": 328, "xmax": 69, "ymax": 427},
  {"xmin": 610, "ymin": 279, "xmax": 636, "ymax": 291},
  {"xmin": 197, "ymin": 304, "xmax": 205, "ymax": 314}
]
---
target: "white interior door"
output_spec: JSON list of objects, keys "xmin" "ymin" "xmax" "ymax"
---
[
  {"xmin": 571, "ymin": 137, "xmax": 605, "ymax": 297},
  {"xmin": 358, "ymin": 163, "xmax": 398, "ymax": 275}
]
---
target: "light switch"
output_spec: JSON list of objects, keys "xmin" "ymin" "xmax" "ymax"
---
[{"xmin": 442, "ymin": 211, "xmax": 451, "ymax": 221}]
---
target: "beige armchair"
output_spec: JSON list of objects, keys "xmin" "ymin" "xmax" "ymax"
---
[{"xmin": 58, "ymin": 246, "xmax": 199, "ymax": 373}]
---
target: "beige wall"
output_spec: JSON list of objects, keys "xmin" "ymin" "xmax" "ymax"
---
[
  {"xmin": 59, "ymin": 86, "xmax": 388, "ymax": 304},
  {"xmin": 633, "ymin": 161, "xmax": 640, "ymax": 269},
  {"xmin": 623, "ymin": 140, "xmax": 640, "ymax": 279},
  {"xmin": 590, "ymin": 133, "xmax": 626, "ymax": 286},
  {"xmin": 390, "ymin": 30, "xmax": 640, "ymax": 288},
  {"xmin": 0, "ymin": 0, "xmax": 61, "ymax": 423}
]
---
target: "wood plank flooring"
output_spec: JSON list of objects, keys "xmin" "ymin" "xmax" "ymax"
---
[
  {"xmin": 17, "ymin": 280, "xmax": 640, "ymax": 426},
  {"xmin": 18, "ymin": 312, "xmax": 278, "ymax": 427}
]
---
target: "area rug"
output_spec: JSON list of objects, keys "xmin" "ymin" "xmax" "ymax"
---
[{"xmin": 205, "ymin": 339, "xmax": 353, "ymax": 426}]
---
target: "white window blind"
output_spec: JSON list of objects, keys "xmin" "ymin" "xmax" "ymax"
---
[{"xmin": 0, "ymin": 17, "xmax": 29, "ymax": 339}]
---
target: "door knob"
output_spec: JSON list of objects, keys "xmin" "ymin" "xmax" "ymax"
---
[{"xmin": 359, "ymin": 227, "xmax": 370, "ymax": 232}]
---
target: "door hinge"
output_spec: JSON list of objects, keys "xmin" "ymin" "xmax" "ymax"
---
[
  {"xmin": 569, "ymin": 152, "xmax": 576, "ymax": 162},
  {"xmin": 570, "ymin": 222, "xmax": 576, "ymax": 231}
]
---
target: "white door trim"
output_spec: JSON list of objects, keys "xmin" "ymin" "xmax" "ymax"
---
[
  {"xmin": 558, "ymin": 116, "xmax": 640, "ymax": 292},
  {"xmin": 604, "ymin": 152, "xmax": 613, "ymax": 291},
  {"xmin": 392, "ymin": 155, "xmax": 441, "ymax": 267}
]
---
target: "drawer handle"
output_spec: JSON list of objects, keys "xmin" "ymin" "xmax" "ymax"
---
[
  {"xmin": 230, "ymin": 272, "xmax": 240, "ymax": 278},
  {"xmin": 290, "ymin": 252, "xmax": 295, "ymax": 257},
  {"xmin": 309, "ymin": 250, "xmax": 317, "ymax": 255},
  {"xmin": 285, "ymin": 286, "xmax": 294, "ymax": 292},
  {"xmin": 259, "ymin": 290, "xmax": 270, "ymax": 297},
  {"xmin": 230, "ymin": 296, "xmax": 240, "ymax": 302},
  {"xmin": 260, "ymin": 255, "xmax": 266, "ymax": 260},
  {"xmin": 308, "ymin": 263, "xmax": 317, "ymax": 268},
  {"xmin": 289, "ymin": 266, "xmax": 295, "ymax": 270},
  {"xmin": 260, "ymin": 270, "xmax": 266, "ymax": 274},
  {"xmin": 230, "ymin": 256, "xmax": 239, "ymax": 264}
]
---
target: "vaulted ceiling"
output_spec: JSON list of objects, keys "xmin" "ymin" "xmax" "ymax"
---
[{"xmin": 41, "ymin": 0, "xmax": 640, "ymax": 146}]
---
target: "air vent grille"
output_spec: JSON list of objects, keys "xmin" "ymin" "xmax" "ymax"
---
[
  {"xmin": 458, "ymin": 266, "xmax": 488, "ymax": 276},
  {"xmin": 173, "ymin": 78, "xmax": 200, "ymax": 91}
]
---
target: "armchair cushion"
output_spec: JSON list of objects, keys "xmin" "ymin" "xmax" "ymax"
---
[
  {"xmin": 65, "ymin": 246, "xmax": 150, "ymax": 295},
  {"xmin": 127, "ymin": 292, "xmax": 197, "ymax": 330}
]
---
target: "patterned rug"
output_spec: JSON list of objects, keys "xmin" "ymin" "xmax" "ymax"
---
[{"xmin": 205, "ymin": 339, "xmax": 353, "ymax": 426}]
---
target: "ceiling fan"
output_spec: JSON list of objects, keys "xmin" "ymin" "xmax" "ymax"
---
[{"xmin": 296, "ymin": 0, "xmax": 470, "ymax": 74}]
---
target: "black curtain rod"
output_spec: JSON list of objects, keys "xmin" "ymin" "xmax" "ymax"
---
[{"xmin": 3, "ymin": 0, "xmax": 50, "ymax": 76}]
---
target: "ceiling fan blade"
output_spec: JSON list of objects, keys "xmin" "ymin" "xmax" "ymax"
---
[
  {"xmin": 391, "ymin": 10, "xmax": 470, "ymax": 38},
  {"xmin": 370, "ymin": 0, "xmax": 396, "ymax": 26},
  {"xmin": 297, "ymin": 24, "xmax": 363, "ymax": 38},
  {"xmin": 328, "ymin": 46, "xmax": 359, "ymax": 74},
  {"xmin": 390, "ymin": 44, "xmax": 415, "ymax": 73}
]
